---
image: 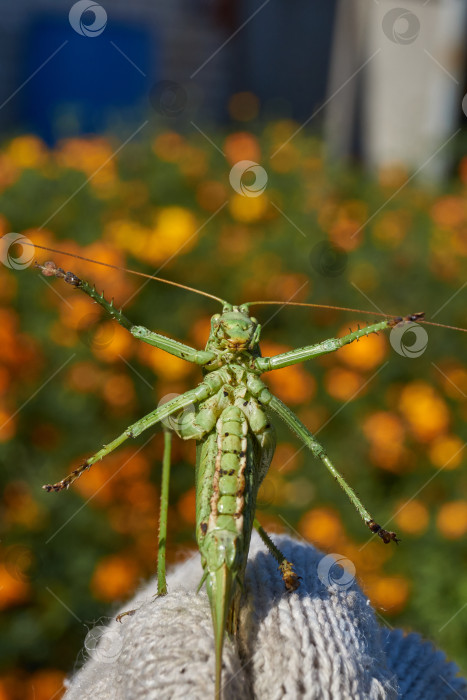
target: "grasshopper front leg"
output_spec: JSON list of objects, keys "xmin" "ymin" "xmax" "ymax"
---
[
  {"xmin": 36, "ymin": 261, "xmax": 215, "ymax": 365},
  {"xmin": 255, "ymin": 313, "xmax": 424, "ymax": 371},
  {"xmin": 43, "ymin": 379, "xmax": 222, "ymax": 492}
]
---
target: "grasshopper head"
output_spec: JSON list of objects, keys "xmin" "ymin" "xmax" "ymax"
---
[{"xmin": 210, "ymin": 304, "xmax": 259, "ymax": 351}]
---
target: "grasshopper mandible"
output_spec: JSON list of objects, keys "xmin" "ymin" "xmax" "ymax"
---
[{"xmin": 31, "ymin": 246, "xmax": 463, "ymax": 698}]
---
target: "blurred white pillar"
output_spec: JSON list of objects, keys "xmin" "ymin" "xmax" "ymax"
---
[{"xmin": 326, "ymin": 0, "xmax": 467, "ymax": 180}]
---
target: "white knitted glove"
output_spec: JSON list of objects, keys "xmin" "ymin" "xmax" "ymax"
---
[{"xmin": 64, "ymin": 534, "xmax": 467, "ymax": 700}]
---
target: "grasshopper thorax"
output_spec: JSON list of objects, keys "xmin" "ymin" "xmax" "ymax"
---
[{"xmin": 207, "ymin": 304, "xmax": 260, "ymax": 353}]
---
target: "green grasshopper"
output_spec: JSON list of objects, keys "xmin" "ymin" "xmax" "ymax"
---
[{"xmin": 33, "ymin": 249, "xmax": 460, "ymax": 698}]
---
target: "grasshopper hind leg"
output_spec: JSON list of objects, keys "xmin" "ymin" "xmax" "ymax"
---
[{"xmin": 254, "ymin": 519, "xmax": 300, "ymax": 592}]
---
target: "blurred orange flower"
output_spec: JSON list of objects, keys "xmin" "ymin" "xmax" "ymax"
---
[
  {"xmin": 262, "ymin": 342, "xmax": 316, "ymax": 404},
  {"xmin": 428, "ymin": 434, "xmax": 464, "ymax": 469},
  {"xmin": 91, "ymin": 554, "xmax": 140, "ymax": 601},
  {"xmin": 337, "ymin": 325, "xmax": 388, "ymax": 371},
  {"xmin": 224, "ymin": 132, "xmax": 261, "ymax": 165},
  {"xmin": 393, "ymin": 499, "xmax": 429, "ymax": 535},
  {"xmin": 177, "ymin": 487, "xmax": 197, "ymax": 525},
  {"xmin": 398, "ymin": 381, "xmax": 450, "ymax": 442},
  {"xmin": 365, "ymin": 574, "xmax": 410, "ymax": 614},
  {"xmin": 324, "ymin": 367, "xmax": 365, "ymax": 402},
  {"xmin": 299, "ymin": 506, "xmax": 344, "ymax": 548},
  {"xmin": 437, "ymin": 501, "xmax": 467, "ymax": 539},
  {"xmin": 0, "ymin": 565, "xmax": 30, "ymax": 610},
  {"xmin": 29, "ymin": 670, "xmax": 65, "ymax": 700}
]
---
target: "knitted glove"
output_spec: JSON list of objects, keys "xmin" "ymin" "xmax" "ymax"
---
[{"xmin": 64, "ymin": 534, "xmax": 467, "ymax": 700}]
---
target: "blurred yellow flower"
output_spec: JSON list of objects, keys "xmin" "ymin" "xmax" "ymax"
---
[
  {"xmin": 393, "ymin": 499, "xmax": 429, "ymax": 535},
  {"xmin": 429, "ymin": 434, "xmax": 464, "ymax": 469},
  {"xmin": 372, "ymin": 210, "xmax": 411, "ymax": 248},
  {"xmin": 398, "ymin": 381, "xmax": 450, "ymax": 442},
  {"xmin": 229, "ymin": 193, "xmax": 268, "ymax": 222},
  {"xmin": 362, "ymin": 411, "xmax": 407, "ymax": 472},
  {"xmin": 437, "ymin": 501, "xmax": 467, "ymax": 539},
  {"xmin": 7, "ymin": 135, "xmax": 48, "ymax": 169},
  {"xmin": 152, "ymin": 131, "xmax": 186, "ymax": 162},
  {"xmin": 139, "ymin": 344, "xmax": 192, "ymax": 381}
]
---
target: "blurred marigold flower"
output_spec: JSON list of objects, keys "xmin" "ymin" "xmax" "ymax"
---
[
  {"xmin": 224, "ymin": 132, "xmax": 261, "ymax": 165},
  {"xmin": 91, "ymin": 554, "xmax": 140, "ymax": 601},
  {"xmin": 299, "ymin": 506, "xmax": 343, "ymax": 548},
  {"xmin": 29, "ymin": 670, "xmax": 65, "ymax": 700},
  {"xmin": 393, "ymin": 499, "xmax": 429, "ymax": 535},
  {"xmin": 102, "ymin": 374, "xmax": 135, "ymax": 408},
  {"xmin": 436, "ymin": 501, "xmax": 467, "ymax": 539},
  {"xmin": 398, "ymin": 381, "xmax": 450, "ymax": 442},
  {"xmin": 262, "ymin": 341, "xmax": 316, "ymax": 404},
  {"xmin": 430, "ymin": 196, "xmax": 466, "ymax": 228},
  {"xmin": 229, "ymin": 193, "xmax": 268, "ymax": 222},
  {"xmin": 7, "ymin": 135, "xmax": 48, "ymax": 169},
  {"xmin": 0, "ymin": 565, "xmax": 30, "ymax": 609},
  {"xmin": 152, "ymin": 131, "xmax": 186, "ymax": 162},
  {"xmin": 196, "ymin": 181, "xmax": 228, "ymax": 211},
  {"xmin": 324, "ymin": 367, "xmax": 365, "ymax": 402},
  {"xmin": 428, "ymin": 434, "xmax": 464, "ymax": 469},
  {"xmin": 362, "ymin": 411, "xmax": 407, "ymax": 472},
  {"xmin": 177, "ymin": 487, "xmax": 197, "ymax": 525},
  {"xmin": 139, "ymin": 345, "xmax": 192, "ymax": 381},
  {"xmin": 365, "ymin": 574, "xmax": 410, "ymax": 614},
  {"xmin": 337, "ymin": 324, "xmax": 387, "ymax": 371}
]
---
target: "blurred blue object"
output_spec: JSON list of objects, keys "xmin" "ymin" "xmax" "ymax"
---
[{"xmin": 20, "ymin": 13, "xmax": 154, "ymax": 143}]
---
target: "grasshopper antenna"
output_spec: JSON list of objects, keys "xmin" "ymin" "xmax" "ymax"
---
[
  {"xmin": 245, "ymin": 300, "xmax": 467, "ymax": 333},
  {"xmin": 23, "ymin": 241, "xmax": 226, "ymax": 305}
]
